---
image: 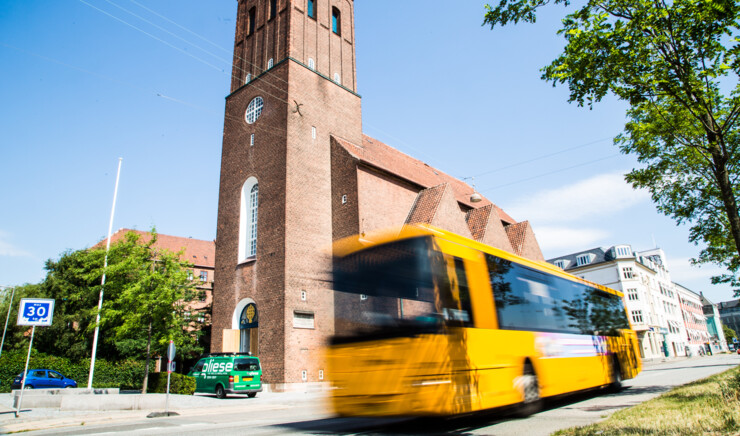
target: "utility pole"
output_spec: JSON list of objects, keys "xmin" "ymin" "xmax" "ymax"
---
[{"xmin": 88, "ymin": 158, "xmax": 123, "ymax": 389}]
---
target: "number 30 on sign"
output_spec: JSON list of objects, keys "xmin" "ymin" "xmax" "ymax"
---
[{"xmin": 17, "ymin": 299, "xmax": 55, "ymax": 326}]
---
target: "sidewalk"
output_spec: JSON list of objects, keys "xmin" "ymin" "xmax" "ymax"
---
[{"xmin": 0, "ymin": 390, "xmax": 326, "ymax": 434}]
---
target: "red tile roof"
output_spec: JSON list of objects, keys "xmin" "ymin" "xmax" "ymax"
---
[
  {"xmin": 94, "ymin": 229, "xmax": 215, "ymax": 268},
  {"xmin": 505, "ymin": 222, "xmax": 530, "ymax": 256},
  {"xmin": 334, "ymin": 134, "xmax": 516, "ymax": 224},
  {"xmin": 465, "ymin": 204, "xmax": 493, "ymax": 241},
  {"xmin": 406, "ymin": 184, "xmax": 447, "ymax": 224}
]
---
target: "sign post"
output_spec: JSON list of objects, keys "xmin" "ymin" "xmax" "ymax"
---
[
  {"xmin": 165, "ymin": 340, "xmax": 175, "ymax": 416},
  {"xmin": 15, "ymin": 298, "xmax": 55, "ymax": 418}
]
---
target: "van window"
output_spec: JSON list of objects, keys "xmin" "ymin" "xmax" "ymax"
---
[
  {"xmin": 234, "ymin": 358, "xmax": 260, "ymax": 371},
  {"xmin": 193, "ymin": 360, "xmax": 205, "ymax": 372}
]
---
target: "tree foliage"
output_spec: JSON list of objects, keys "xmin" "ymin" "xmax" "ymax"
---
[
  {"xmin": 1, "ymin": 230, "xmax": 206, "ymax": 383},
  {"xmin": 725, "ymin": 324, "xmax": 738, "ymax": 342},
  {"xmin": 484, "ymin": 0, "xmax": 740, "ymax": 295}
]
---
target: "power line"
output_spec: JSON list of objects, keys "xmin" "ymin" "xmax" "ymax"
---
[{"xmin": 479, "ymin": 154, "xmax": 622, "ymax": 191}]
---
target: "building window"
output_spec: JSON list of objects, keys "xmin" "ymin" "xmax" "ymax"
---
[
  {"xmin": 250, "ymin": 133, "xmax": 255, "ymax": 146},
  {"xmin": 616, "ymin": 246, "xmax": 631, "ymax": 257},
  {"xmin": 267, "ymin": 58, "xmax": 274, "ymax": 69},
  {"xmin": 301, "ymin": 370, "xmax": 307, "ymax": 381},
  {"xmin": 332, "ymin": 7, "xmax": 340, "ymax": 35},
  {"xmin": 270, "ymin": 0, "xmax": 277, "ymax": 19},
  {"xmin": 293, "ymin": 311, "xmax": 315, "ymax": 329},
  {"xmin": 575, "ymin": 254, "xmax": 590, "ymax": 266},
  {"xmin": 199, "ymin": 271, "xmax": 208, "ymax": 282},
  {"xmin": 245, "ymin": 73, "xmax": 251, "ymax": 84},
  {"xmin": 248, "ymin": 7, "xmax": 256, "ymax": 36},
  {"xmin": 360, "ymin": 294, "xmax": 368, "ymax": 301},
  {"xmin": 319, "ymin": 370, "xmax": 324, "ymax": 380},
  {"xmin": 307, "ymin": 0, "xmax": 315, "ymax": 19},
  {"xmin": 341, "ymin": 194, "xmax": 347, "ymax": 204},
  {"xmin": 627, "ymin": 288, "xmax": 639, "ymax": 301},
  {"xmin": 333, "ymin": 72, "xmax": 341, "ymax": 84},
  {"xmin": 301, "ymin": 290, "xmax": 307, "ymax": 301},
  {"xmin": 622, "ymin": 267, "xmax": 635, "ymax": 279},
  {"xmin": 631, "ymin": 310, "xmax": 643, "ymax": 324},
  {"xmin": 245, "ymin": 96, "xmax": 264, "ymax": 124},
  {"xmin": 239, "ymin": 177, "xmax": 259, "ymax": 261},
  {"xmin": 554, "ymin": 260, "xmax": 565, "ymax": 269},
  {"xmin": 311, "ymin": 126, "xmax": 316, "ymax": 139},
  {"xmin": 308, "ymin": 58, "xmax": 315, "ymax": 70},
  {"xmin": 187, "ymin": 270, "xmax": 193, "ymax": 280}
]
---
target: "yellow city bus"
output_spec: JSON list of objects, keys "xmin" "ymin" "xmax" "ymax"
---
[{"xmin": 327, "ymin": 225, "xmax": 641, "ymax": 417}]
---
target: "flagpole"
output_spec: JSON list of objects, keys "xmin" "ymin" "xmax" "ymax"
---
[{"xmin": 88, "ymin": 158, "xmax": 122, "ymax": 389}]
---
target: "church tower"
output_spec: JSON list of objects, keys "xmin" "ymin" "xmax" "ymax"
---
[{"xmin": 212, "ymin": 0, "xmax": 362, "ymax": 386}]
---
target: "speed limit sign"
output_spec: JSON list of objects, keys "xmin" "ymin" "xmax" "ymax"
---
[{"xmin": 17, "ymin": 299, "xmax": 55, "ymax": 326}]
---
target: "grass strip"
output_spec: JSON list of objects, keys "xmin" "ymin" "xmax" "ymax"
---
[{"xmin": 553, "ymin": 365, "xmax": 740, "ymax": 436}]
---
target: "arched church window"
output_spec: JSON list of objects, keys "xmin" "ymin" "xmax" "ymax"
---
[
  {"xmin": 267, "ymin": 58, "xmax": 274, "ymax": 69},
  {"xmin": 308, "ymin": 58, "xmax": 315, "ymax": 70},
  {"xmin": 270, "ymin": 0, "xmax": 277, "ymax": 20},
  {"xmin": 248, "ymin": 7, "xmax": 256, "ymax": 36},
  {"xmin": 332, "ymin": 7, "xmax": 341, "ymax": 35},
  {"xmin": 239, "ymin": 177, "xmax": 259, "ymax": 261}
]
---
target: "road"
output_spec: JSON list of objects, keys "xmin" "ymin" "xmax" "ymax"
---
[{"xmin": 16, "ymin": 354, "xmax": 740, "ymax": 436}]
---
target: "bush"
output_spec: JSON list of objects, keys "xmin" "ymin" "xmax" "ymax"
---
[
  {"xmin": 0, "ymin": 350, "xmax": 145, "ymax": 392},
  {"xmin": 147, "ymin": 372, "xmax": 195, "ymax": 395}
]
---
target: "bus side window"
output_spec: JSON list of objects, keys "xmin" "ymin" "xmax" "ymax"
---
[{"xmin": 440, "ymin": 257, "xmax": 474, "ymax": 326}]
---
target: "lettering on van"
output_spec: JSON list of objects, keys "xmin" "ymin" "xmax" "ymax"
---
[{"xmin": 204, "ymin": 361, "xmax": 233, "ymax": 373}]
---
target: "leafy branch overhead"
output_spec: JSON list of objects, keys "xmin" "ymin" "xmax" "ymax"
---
[{"xmin": 484, "ymin": 0, "xmax": 740, "ymax": 294}]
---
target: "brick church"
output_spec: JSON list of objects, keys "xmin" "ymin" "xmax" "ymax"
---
[{"xmin": 212, "ymin": 0, "xmax": 544, "ymax": 387}]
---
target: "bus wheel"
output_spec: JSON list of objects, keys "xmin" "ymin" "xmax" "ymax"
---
[
  {"xmin": 247, "ymin": 392, "xmax": 257, "ymax": 398},
  {"xmin": 518, "ymin": 363, "xmax": 541, "ymax": 417},
  {"xmin": 609, "ymin": 357, "xmax": 623, "ymax": 392},
  {"xmin": 216, "ymin": 384, "xmax": 227, "ymax": 399}
]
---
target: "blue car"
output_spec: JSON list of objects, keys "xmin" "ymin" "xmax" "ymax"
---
[{"xmin": 11, "ymin": 369, "xmax": 77, "ymax": 390}]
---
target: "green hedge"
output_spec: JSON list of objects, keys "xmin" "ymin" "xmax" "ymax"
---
[
  {"xmin": 147, "ymin": 372, "xmax": 195, "ymax": 395},
  {"xmin": 0, "ymin": 350, "xmax": 145, "ymax": 392}
]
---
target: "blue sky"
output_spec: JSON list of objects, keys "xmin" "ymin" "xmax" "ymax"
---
[{"xmin": 0, "ymin": 0, "xmax": 735, "ymax": 303}]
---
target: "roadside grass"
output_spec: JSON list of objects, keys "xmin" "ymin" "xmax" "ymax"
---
[{"xmin": 553, "ymin": 365, "xmax": 740, "ymax": 436}]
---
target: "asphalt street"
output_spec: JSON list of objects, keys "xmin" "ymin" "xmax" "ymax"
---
[{"xmin": 2, "ymin": 353, "xmax": 738, "ymax": 435}]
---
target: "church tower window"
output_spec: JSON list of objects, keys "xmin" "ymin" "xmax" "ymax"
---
[
  {"xmin": 245, "ymin": 96, "xmax": 264, "ymax": 124},
  {"xmin": 270, "ymin": 0, "xmax": 277, "ymax": 20},
  {"xmin": 307, "ymin": 0, "xmax": 315, "ymax": 19},
  {"xmin": 248, "ymin": 7, "xmax": 256, "ymax": 36},
  {"xmin": 332, "ymin": 7, "xmax": 341, "ymax": 35},
  {"xmin": 239, "ymin": 177, "xmax": 259, "ymax": 261}
]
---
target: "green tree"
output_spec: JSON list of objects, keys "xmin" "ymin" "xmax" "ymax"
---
[
  {"xmin": 484, "ymin": 0, "xmax": 740, "ymax": 295},
  {"xmin": 725, "ymin": 324, "xmax": 738, "ymax": 342},
  {"xmin": 102, "ymin": 231, "xmax": 202, "ymax": 392},
  {"xmin": 6, "ymin": 230, "xmax": 204, "ymax": 391}
]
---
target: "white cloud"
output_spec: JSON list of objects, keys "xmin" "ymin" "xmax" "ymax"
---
[
  {"xmin": 0, "ymin": 231, "xmax": 31, "ymax": 257},
  {"xmin": 534, "ymin": 226, "xmax": 610, "ymax": 253},
  {"xmin": 506, "ymin": 172, "xmax": 650, "ymax": 224}
]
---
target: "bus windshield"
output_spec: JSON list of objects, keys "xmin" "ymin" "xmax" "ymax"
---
[{"xmin": 332, "ymin": 236, "xmax": 461, "ymax": 340}]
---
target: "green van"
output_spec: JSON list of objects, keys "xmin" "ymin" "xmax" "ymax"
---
[{"xmin": 188, "ymin": 353, "xmax": 262, "ymax": 398}]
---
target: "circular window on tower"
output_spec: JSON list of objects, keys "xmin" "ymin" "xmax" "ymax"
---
[{"xmin": 245, "ymin": 96, "xmax": 264, "ymax": 124}]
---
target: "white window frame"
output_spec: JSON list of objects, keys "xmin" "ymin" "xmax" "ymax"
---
[
  {"xmin": 575, "ymin": 254, "xmax": 590, "ymax": 266},
  {"xmin": 333, "ymin": 72, "xmax": 341, "ymax": 84},
  {"xmin": 308, "ymin": 58, "xmax": 315, "ymax": 70},
  {"xmin": 623, "ymin": 267, "xmax": 635, "ymax": 279},
  {"xmin": 245, "ymin": 96, "xmax": 264, "ymax": 124},
  {"xmin": 238, "ymin": 176, "xmax": 259, "ymax": 261},
  {"xmin": 245, "ymin": 73, "xmax": 251, "ymax": 84},
  {"xmin": 267, "ymin": 58, "xmax": 274, "ymax": 69},
  {"xmin": 554, "ymin": 260, "xmax": 565, "ymax": 269}
]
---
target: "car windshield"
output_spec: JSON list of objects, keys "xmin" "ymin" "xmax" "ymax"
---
[{"xmin": 234, "ymin": 358, "xmax": 260, "ymax": 371}]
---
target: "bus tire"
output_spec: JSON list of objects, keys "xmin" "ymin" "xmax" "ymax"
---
[
  {"xmin": 216, "ymin": 384, "xmax": 227, "ymax": 399},
  {"xmin": 609, "ymin": 357, "xmax": 622, "ymax": 392},
  {"xmin": 247, "ymin": 392, "xmax": 257, "ymax": 398},
  {"xmin": 518, "ymin": 362, "xmax": 541, "ymax": 417}
]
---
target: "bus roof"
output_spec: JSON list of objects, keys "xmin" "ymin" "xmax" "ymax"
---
[{"xmin": 333, "ymin": 224, "xmax": 624, "ymax": 299}]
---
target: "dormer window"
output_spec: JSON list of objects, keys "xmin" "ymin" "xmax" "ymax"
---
[
  {"xmin": 554, "ymin": 260, "xmax": 566, "ymax": 269},
  {"xmin": 576, "ymin": 254, "xmax": 591, "ymax": 266},
  {"xmin": 332, "ymin": 7, "xmax": 341, "ymax": 35},
  {"xmin": 615, "ymin": 245, "xmax": 631, "ymax": 257}
]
